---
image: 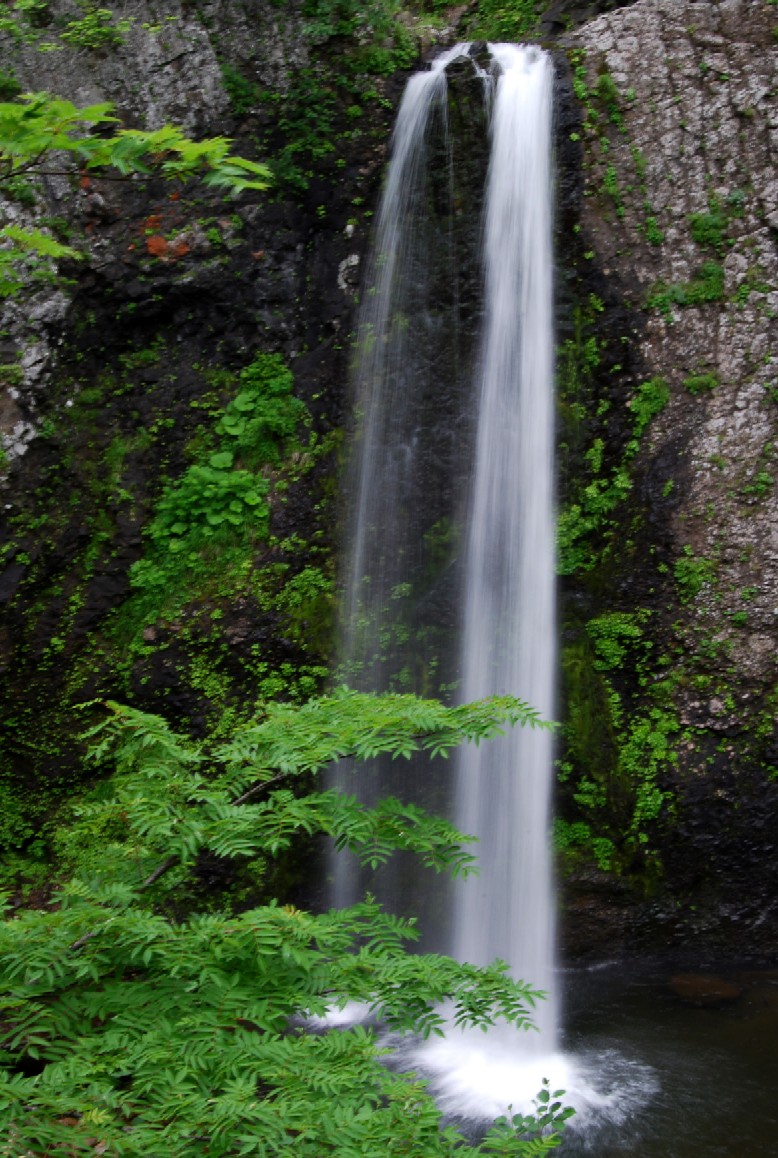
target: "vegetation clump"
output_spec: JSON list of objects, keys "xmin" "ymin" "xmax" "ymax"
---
[{"xmin": 0, "ymin": 693, "xmax": 571, "ymax": 1155}]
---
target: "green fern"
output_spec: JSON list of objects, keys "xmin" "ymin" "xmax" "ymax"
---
[{"xmin": 0, "ymin": 694, "xmax": 569, "ymax": 1154}]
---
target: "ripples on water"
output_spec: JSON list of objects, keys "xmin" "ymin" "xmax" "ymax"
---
[{"xmin": 402, "ymin": 965, "xmax": 778, "ymax": 1158}]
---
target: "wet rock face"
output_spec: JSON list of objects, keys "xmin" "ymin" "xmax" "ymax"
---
[
  {"xmin": 540, "ymin": 0, "xmax": 640, "ymax": 35},
  {"xmin": 0, "ymin": 0, "xmax": 313, "ymax": 462},
  {"xmin": 569, "ymin": 0, "xmax": 778, "ymax": 683},
  {"xmin": 3, "ymin": 1, "xmax": 307, "ymax": 134},
  {"xmin": 558, "ymin": 0, "xmax": 778, "ymax": 956},
  {"xmin": 0, "ymin": 0, "xmax": 398, "ymax": 791}
]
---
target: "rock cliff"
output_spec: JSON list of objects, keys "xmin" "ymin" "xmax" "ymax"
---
[{"xmin": 557, "ymin": 0, "xmax": 778, "ymax": 956}]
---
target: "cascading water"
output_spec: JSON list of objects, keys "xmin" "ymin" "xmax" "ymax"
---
[
  {"xmin": 339, "ymin": 41, "xmax": 471, "ymax": 700},
  {"xmin": 453, "ymin": 40, "xmax": 556, "ymax": 1027},
  {"xmin": 408, "ymin": 43, "xmax": 564, "ymax": 1117},
  {"xmin": 335, "ymin": 39, "xmax": 663, "ymax": 1139},
  {"xmin": 333, "ymin": 43, "xmax": 488, "ymax": 936},
  {"xmin": 336, "ymin": 40, "xmax": 628, "ymax": 1126}
]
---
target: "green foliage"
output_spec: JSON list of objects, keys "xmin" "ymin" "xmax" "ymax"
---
[
  {"xmin": 644, "ymin": 215, "xmax": 664, "ymax": 246},
  {"xmin": 593, "ymin": 71, "xmax": 623, "ymax": 128},
  {"xmin": 674, "ymin": 546, "xmax": 715, "ymax": 604},
  {"xmin": 216, "ymin": 354, "xmax": 306, "ymax": 468},
  {"xmin": 602, "ymin": 163, "xmax": 623, "ymax": 215},
  {"xmin": 0, "ymin": 92, "xmax": 269, "ymax": 296},
  {"xmin": 468, "ymin": 0, "xmax": 541, "ymax": 41},
  {"xmin": 617, "ymin": 707, "xmax": 678, "ymax": 837},
  {"xmin": 301, "ymin": 0, "xmax": 399, "ymax": 44},
  {"xmin": 267, "ymin": 69, "xmax": 339, "ymax": 191},
  {"xmin": 557, "ymin": 462, "xmax": 632, "ymax": 575},
  {"xmin": 59, "ymin": 7, "xmax": 133, "ymax": 50},
  {"xmin": 561, "ymin": 622, "xmax": 677, "ymax": 866},
  {"xmin": 554, "ymin": 818, "xmax": 615, "ymax": 872},
  {"xmin": 647, "ymin": 260, "xmax": 725, "ymax": 316},
  {"xmin": 144, "ymin": 460, "xmax": 270, "ymax": 553},
  {"xmin": 0, "ymin": 68, "xmax": 20, "ymax": 100},
  {"xmin": 272, "ymin": 564, "xmax": 334, "ymax": 649},
  {"xmin": 627, "ymin": 376, "xmax": 670, "ymax": 446},
  {"xmin": 689, "ymin": 197, "xmax": 728, "ymax": 253},
  {"xmin": 586, "ymin": 612, "xmax": 644, "ymax": 671},
  {"xmin": 127, "ymin": 354, "xmax": 306, "ymax": 609},
  {"xmin": 299, "ymin": 0, "xmax": 415, "ymax": 73},
  {"xmin": 0, "ymin": 93, "xmax": 269, "ymax": 188},
  {"xmin": 557, "ymin": 274, "xmax": 670, "ymax": 572},
  {"xmin": 0, "ymin": 223, "xmax": 80, "ymax": 296},
  {"xmin": 0, "ymin": 0, "xmax": 51, "ymax": 39},
  {"xmin": 0, "ymin": 693, "xmax": 570, "ymax": 1155},
  {"xmin": 741, "ymin": 469, "xmax": 773, "ymax": 499},
  {"xmin": 683, "ymin": 371, "xmax": 718, "ymax": 395},
  {"xmin": 221, "ymin": 62, "xmax": 260, "ymax": 116}
]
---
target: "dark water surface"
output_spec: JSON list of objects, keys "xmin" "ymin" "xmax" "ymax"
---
[{"xmin": 558, "ymin": 963, "xmax": 778, "ymax": 1157}]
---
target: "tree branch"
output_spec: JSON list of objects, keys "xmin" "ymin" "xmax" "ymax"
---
[{"xmin": 139, "ymin": 854, "xmax": 180, "ymax": 890}]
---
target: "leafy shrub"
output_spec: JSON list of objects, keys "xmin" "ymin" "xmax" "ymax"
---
[
  {"xmin": 0, "ymin": 68, "xmax": 21, "ymax": 99},
  {"xmin": 221, "ymin": 62, "xmax": 260, "ymax": 116},
  {"xmin": 586, "ymin": 612, "xmax": 644, "ymax": 671},
  {"xmin": 628, "ymin": 376, "xmax": 670, "ymax": 442},
  {"xmin": 0, "ymin": 694, "xmax": 570, "ymax": 1155},
  {"xmin": 59, "ymin": 8, "xmax": 133, "ymax": 50},
  {"xmin": 216, "ymin": 353, "xmax": 306, "ymax": 468},
  {"xmin": 301, "ymin": 0, "xmax": 400, "ymax": 45},
  {"xmin": 468, "ymin": 0, "xmax": 541, "ymax": 40},
  {"xmin": 683, "ymin": 371, "xmax": 718, "ymax": 395},
  {"xmin": 689, "ymin": 196, "xmax": 728, "ymax": 253},
  {"xmin": 594, "ymin": 71, "xmax": 623, "ymax": 127},
  {"xmin": 674, "ymin": 546, "xmax": 715, "ymax": 603},
  {"xmin": 147, "ymin": 456, "xmax": 270, "ymax": 551},
  {"xmin": 648, "ymin": 261, "xmax": 725, "ymax": 315}
]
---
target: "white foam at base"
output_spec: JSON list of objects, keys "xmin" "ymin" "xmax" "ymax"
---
[{"xmin": 407, "ymin": 1032, "xmax": 659, "ymax": 1131}]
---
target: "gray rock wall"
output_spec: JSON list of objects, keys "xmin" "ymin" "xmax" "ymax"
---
[
  {"xmin": 559, "ymin": 0, "xmax": 778, "ymax": 955},
  {"xmin": 570, "ymin": 0, "xmax": 778, "ymax": 685}
]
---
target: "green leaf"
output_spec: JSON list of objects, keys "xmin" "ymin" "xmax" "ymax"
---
[{"xmin": 209, "ymin": 451, "xmax": 235, "ymax": 470}]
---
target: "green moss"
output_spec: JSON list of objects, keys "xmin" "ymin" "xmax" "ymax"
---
[
  {"xmin": 586, "ymin": 611, "xmax": 645, "ymax": 670},
  {"xmin": 674, "ymin": 547, "xmax": 716, "ymax": 604},
  {"xmin": 466, "ymin": 0, "xmax": 541, "ymax": 40},
  {"xmin": 683, "ymin": 371, "xmax": 718, "ymax": 395},
  {"xmin": 648, "ymin": 260, "xmax": 725, "ymax": 316},
  {"xmin": 689, "ymin": 198, "xmax": 728, "ymax": 253}
]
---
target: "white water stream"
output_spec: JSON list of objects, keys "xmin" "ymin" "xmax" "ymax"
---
[
  {"xmin": 453, "ymin": 41, "xmax": 556, "ymax": 1028},
  {"xmin": 408, "ymin": 42, "xmax": 563, "ymax": 1116},
  {"xmin": 337, "ymin": 41, "xmax": 656, "ymax": 1130}
]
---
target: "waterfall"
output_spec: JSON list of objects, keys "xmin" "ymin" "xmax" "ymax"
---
[
  {"xmin": 333, "ymin": 43, "xmax": 485, "ymax": 935},
  {"xmin": 338, "ymin": 41, "xmax": 561, "ymax": 1114},
  {"xmin": 453, "ymin": 42, "xmax": 557, "ymax": 1041},
  {"xmin": 339, "ymin": 41, "xmax": 477, "ymax": 697}
]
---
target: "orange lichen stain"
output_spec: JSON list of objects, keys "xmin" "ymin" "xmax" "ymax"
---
[
  {"xmin": 146, "ymin": 234, "xmax": 169, "ymax": 257},
  {"xmin": 146, "ymin": 235, "xmax": 190, "ymax": 261}
]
